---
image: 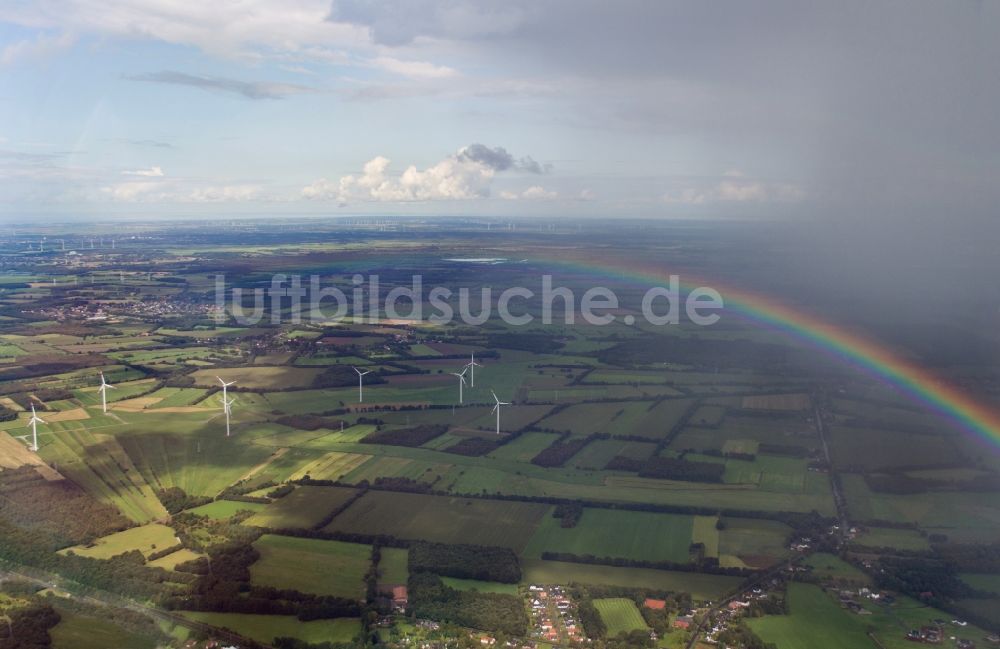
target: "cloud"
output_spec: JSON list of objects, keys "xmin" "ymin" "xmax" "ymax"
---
[
  {"xmin": 122, "ymin": 166, "xmax": 164, "ymax": 177},
  {"xmin": 125, "ymin": 71, "xmax": 314, "ymax": 100},
  {"xmin": 0, "ymin": 31, "xmax": 75, "ymax": 66},
  {"xmin": 500, "ymin": 185, "xmax": 558, "ymax": 200},
  {"xmin": 303, "ymin": 144, "xmax": 547, "ymax": 203},
  {"xmin": 329, "ymin": 0, "xmax": 529, "ymax": 46},
  {"xmin": 101, "ymin": 178, "xmax": 263, "ymax": 203},
  {"xmin": 371, "ymin": 56, "xmax": 458, "ymax": 79},
  {"xmin": 662, "ymin": 172, "xmax": 804, "ymax": 205},
  {"xmin": 123, "ymin": 139, "xmax": 173, "ymax": 149},
  {"xmin": 457, "ymin": 144, "xmax": 549, "ymax": 174}
]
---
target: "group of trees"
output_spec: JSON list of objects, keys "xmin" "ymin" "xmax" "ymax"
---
[
  {"xmin": 361, "ymin": 424, "xmax": 449, "ymax": 448},
  {"xmin": 0, "ymin": 601, "xmax": 61, "ymax": 649},
  {"xmin": 157, "ymin": 486, "xmax": 212, "ymax": 515},
  {"xmin": 168, "ymin": 540, "xmax": 361, "ymax": 621},
  {"xmin": 552, "ymin": 502, "xmax": 584, "ymax": 528},
  {"xmin": 531, "ymin": 434, "xmax": 594, "ymax": 468},
  {"xmin": 605, "ymin": 455, "xmax": 726, "ymax": 483},
  {"xmin": 409, "ymin": 541, "xmax": 521, "ymax": 583},
  {"xmin": 407, "ymin": 572, "xmax": 528, "ymax": 636},
  {"xmin": 313, "ymin": 365, "xmax": 387, "ymax": 389},
  {"xmin": 540, "ymin": 551, "xmax": 753, "ymax": 577}
]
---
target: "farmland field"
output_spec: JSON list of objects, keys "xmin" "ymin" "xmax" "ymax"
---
[
  {"xmin": 50, "ymin": 611, "xmax": 156, "ymax": 649},
  {"xmin": 440, "ymin": 577, "xmax": 520, "ymax": 595},
  {"xmin": 536, "ymin": 399, "xmax": 694, "ymax": 439},
  {"xmin": 593, "ymin": 598, "xmax": 649, "ymax": 637},
  {"xmin": 853, "ymin": 526, "xmax": 930, "ymax": 551},
  {"xmin": 186, "ymin": 499, "xmax": 267, "ymax": 519},
  {"xmin": 523, "ymin": 508, "xmax": 701, "ymax": 563},
  {"xmin": 520, "ymin": 560, "xmax": 740, "ymax": 601},
  {"xmin": 60, "ymin": 523, "xmax": 178, "ymax": 560},
  {"xmin": 804, "ymin": 553, "xmax": 871, "ymax": 584},
  {"xmin": 747, "ymin": 583, "xmax": 874, "ymax": 649},
  {"xmin": 245, "ymin": 485, "xmax": 358, "ymax": 529},
  {"xmin": 324, "ymin": 491, "xmax": 549, "ymax": 550},
  {"xmin": 179, "ymin": 612, "xmax": 361, "ymax": 645},
  {"xmin": 378, "ymin": 547, "xmax": 409, "ymax": 584},
  {"xmin": 249, "ymin": 534, "xmax": 370, "ymax": 598}
]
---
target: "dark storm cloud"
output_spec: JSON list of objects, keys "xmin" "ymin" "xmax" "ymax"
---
[
  {"xmin": 125, "ymin": 71, "xmax": 314, "ymax": 100},
  {"xmin": 458, "ymin": 144, "xmax": 550, "ymax": 174},
  {"xmin": 331, "ymin": 0, "xmax": 1000, "ymax": 222}
]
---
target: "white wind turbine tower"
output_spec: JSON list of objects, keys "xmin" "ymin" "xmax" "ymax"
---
[
  {"xmin": 98, "ymin": 372, "xmax": 115, "ymax": 413},
  {"xmin": 491, "ymin": 390, "xmax": 510, "ymax": 435},
  {"xmin": 465, "ymin": 352, "xmax": 482, "ymax": 388},
  {"xmin": 27, "ymin": 404, "xmax": 45, "ymax": 452},
  {"xmin": 222, "ymin": 395, "xmax": 235, "ymax": 437},
  {"xmin": 354, "ymin": 367, "xmax": 372, "ymax": 403},
  {"xmin": 217, "ymin": 377, "xmax": 236, "ymax": 402},
  {"xmin": 450, "ymin": 367, "xmax": 468, "ymax": 404}
]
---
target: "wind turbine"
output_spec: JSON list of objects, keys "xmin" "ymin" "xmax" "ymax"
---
[
  {"xmin": 450, "ymin": 367, "xmax": 468, "ymax": 404},
  {"xmin": 98, "ymin": 372, "xmax": 115, "ymax": 413},
  {"xmin": 491, "ymin": 390, "xmax": 510, "ymax": 435},
  {"xmin": 217, "ymin": 377, "xmax": 236, "ymax": 402},
  {"xmin": 354, "ymin": 367, "xmax": 372, "ymax": 403},
  {"xmin": 465, "ymin": 352, "xmax": 483, "ymax": 388},
  {"xmin": 27, "ymin": 404, "xmax": 44, "ymax": 452},
  {"xmin": 221, "ymin": 396, "xmax": 235, "ymax": 437}
]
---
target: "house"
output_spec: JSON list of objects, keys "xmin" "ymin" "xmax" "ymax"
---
[
  {"xmin": 644, "ymin": 598, "xmax": 667, "ymax": 610},
  {"xmin": 392, "ymin": 585, "xmax": 408, "ymax": 610}
]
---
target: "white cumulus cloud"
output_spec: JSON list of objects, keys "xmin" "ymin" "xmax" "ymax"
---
[
  {"xmin": 303, "ymin": 145, "xmax": 547, "ymax": 203},
  {"xmin": 122, "ymin": 166, "xmax": 164, "ymax": 177}
]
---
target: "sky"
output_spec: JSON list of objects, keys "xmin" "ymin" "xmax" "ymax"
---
[{"xmin": 1, "ymin": 1, "xmax": 998, "ymax": 220}]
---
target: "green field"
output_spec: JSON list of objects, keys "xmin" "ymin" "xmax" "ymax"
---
[
  {"xmin": 378, "ymin": 547, "xmax": 409, "ymax": 584},
  {"xmin": 959, "ymin": 572, "xmax": 1000, "ymax": 595},
  {"xmin": 521, "ymin": 559, "xmax": 740, "ymax": 601},
  {"xmin": 523, "ymin": 508, "xmax": 701, "ymax": 563},
  {"xmin": 441, "ymin": 577, "xmax": 520, "ymax": 595},
  {"xmin": 245, "ymin": 485, "xmax": 358, "ymax": 529},
  {"xmin": 324, "ymin": 491, "xmax": 549, "ymax": 551},
  {"xmin": 187, "ymin": 499, "xmax": 267, "ymax": 519},
  {"xmin": 841, "ymin": 474, "xmax": 1000, "ymax": 541},
  {"xmin": 147, "ymin": 547, "xmax": 205, "ymax": 570},
  {"xmin": 249, "ymin": 534, "xmax": 371, "ymax": 598},
  {"xmin": 536, "ymin": 399, "xmax": 694, "ymax": 439},
  {"xmin": 854, "ymin": 526, "xmax": 930, "ymax": 551},
  {"xmin": 50, "ymin": 610, "xmax": 156, "ymax": 649},
  {"xmin": 593, "ymin": 598, "xmax": 649, "ymax": 637},
  {"xmin": 717, "ymin": 518, "xmax": 791, "ymax": 568},
  {"xmin": 805, "ymin": 553, "xmax": 871, "ymax": 584},
  {"xmin": 60, "ymin": 523, "xmax": 178, "ymax": 560},
  {"xmin": 180, "ymin": 612, "xmax": 361, "ymax": 645},
  {"xmin": 748, "ymin": 583, "xmax": 874, "ymax": 649}
]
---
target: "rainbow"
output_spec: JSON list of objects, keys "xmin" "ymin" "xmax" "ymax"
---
[{"xmin": 544, "ymin": 256, "xmax": 1000, "ymax": 448}]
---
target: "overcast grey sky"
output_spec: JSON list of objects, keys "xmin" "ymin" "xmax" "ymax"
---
[{"xmin": 1, "ymin": 0, "xmax": 998, "ymax": 221}]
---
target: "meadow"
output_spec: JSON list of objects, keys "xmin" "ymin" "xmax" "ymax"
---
[
  {"xmin": 60, "ymin": 523, "xmax": 178, "ymax": 560},
  {"xmin": 522, "ymin": 508, "xmax": 704, "ymax": 563},
  {"xmin": 245, "ymin": 485, "xmax": 359, "ymax": 529},
  {"xmin": 378, "ymin": 547, "xmax": 409, "ymax": 585},
  {"xmin": 747, "ymin": 583, "xmax": 875, "ymax": 649},
  {"xmin": 179, "ymin": 612, "xmax": 361, "ymax": 645},
  {"xmin": 593, "ymin": 598, "xmax": 649, "ymax": 637},
  {"xmin": 186, "ymin": 499, "xmax": 266, "ymax": 519},
  {"xmin": 50, "ymin": 610, "xmax": 156, "ymax": 649},
  {"xmin": 324, "ymin": 491, "xmax": 549, "ymax": 551},
  {"xmin": 520, "ymin": 560, "xmax": 740, "ymax": 601},
  {"xmin": 249, "ymin": 534, "xmax": 371, "ymax": 599}
]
